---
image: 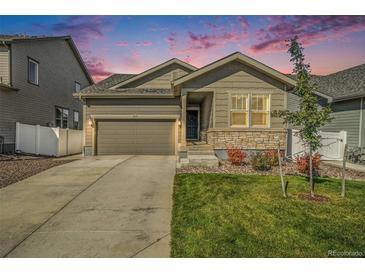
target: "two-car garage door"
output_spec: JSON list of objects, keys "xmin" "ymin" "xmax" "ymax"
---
[{"xmin": 96, "ymin": 119, "xmax": 176, "ymax": 155}]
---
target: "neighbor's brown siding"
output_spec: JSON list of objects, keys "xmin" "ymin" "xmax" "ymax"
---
[
  {"xmin": 84, "ymin": 98, "xmax": 181, "ymax": 147},
  {"xmin": 182, "ymin": 61, "xmax": 287, "ymax": 129}
]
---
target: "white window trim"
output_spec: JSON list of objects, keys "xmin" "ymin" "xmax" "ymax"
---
[
  {"xmin": 229, "ymin": 91, "xmax": 271, "ymax": 129},
  {"xmin": 75, "ymin": 81, "xmax": 81, "ymax": 92},
  {"xmin": 28, "ymin": 58, "xmax": 39, "ymax": 85},
  {"xmin": 251, "ymin": 94, "xmax": 271, "ymax": 128},
  {"xmin": 229, "ymin": 93, "xmax": 249, "ymax": 128},
  {"xmin": 73, "ymin": 110, "xmax": 80, "ymax": 129},
  {"xmin": 55, "ymin": 106, "xmax": 69, "ymax": 129}
]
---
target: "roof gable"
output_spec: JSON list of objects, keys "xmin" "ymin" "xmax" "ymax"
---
[
  {"xmin": 110, "ymin": 58, "xmax": 197, "ymax": 89},
  {"xmin": 173, "ymin": 52, "xmax": 297, "ymax": 88},
  {"xmin": 1, "ymin": 35, "xmax": 94, "ymax": 84}
]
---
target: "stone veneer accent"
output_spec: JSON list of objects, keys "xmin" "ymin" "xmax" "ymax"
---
[
  {"xmin": 206, "ymin": 129, "xmax": 287, "ymax": 150},
  {"xmin": 200, "ymin": 130, "xmax": 207, "ymax": 142}
]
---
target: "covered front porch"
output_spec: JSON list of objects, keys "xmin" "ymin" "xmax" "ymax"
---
[
  {"xmin": 180, "ymin": 90, "xmax": 214, "ymax": 147},
  {"xmin": 178, "ymin": 91, "xmax": 219, "ymax": 167}
]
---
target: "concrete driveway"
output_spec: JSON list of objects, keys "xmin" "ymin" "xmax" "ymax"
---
[{"xmin": 0, "ymin": 155, "xmax": 175, "ymax": 257}]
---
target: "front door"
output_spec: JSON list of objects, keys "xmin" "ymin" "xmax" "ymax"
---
[{"xmin": 186, "ymin": 110, "xmax": 199, "ymax": 140}]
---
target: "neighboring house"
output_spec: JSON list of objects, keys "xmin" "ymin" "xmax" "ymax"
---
[
  {"xmin": 77, "ymin": 52, "xmax": 309, "ymax": 160},
  {"xmin": 0, "ymin": 35, "xmax": 93, "ymax": 153},
  {"xmin": 288, "ymin": 64, "xmax": 365, "ymax": 149}
]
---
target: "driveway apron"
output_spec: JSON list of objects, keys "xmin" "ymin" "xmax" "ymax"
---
[{"xmin": 1, "ymin": 155, "xmax": 175, "ymax": 258}]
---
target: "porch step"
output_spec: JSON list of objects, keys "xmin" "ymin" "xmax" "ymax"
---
[
  {"xmin": 187, "ymin": 150, "xmax": 215, "ymax": 156},
  {"xmin": 187, "ymin": 144, "xmax": 213, "ymax": 151},
  {"xmin": 180, "ymin": 154, "xmax": 219, "ymax": 168}
]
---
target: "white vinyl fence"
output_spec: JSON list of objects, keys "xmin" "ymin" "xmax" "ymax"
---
[
  {"xmin": 15, "ymin": 122, "xmax": 82, "ymax": 157},
  {"xmin": 288, "ymin": 129, "xmax": 347, "ymax": 161}
]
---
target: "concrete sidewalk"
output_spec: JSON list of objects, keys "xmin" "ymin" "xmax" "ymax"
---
[
  {"xmin": 1, "ymin": 155, "xmax": 175, "ymax": 258},
  {"xmin": 323, "ymin": 160, "xmax": 365, "ymax": 173}
]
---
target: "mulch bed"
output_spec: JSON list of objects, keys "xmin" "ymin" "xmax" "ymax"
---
[
  {"xmin": 0, "ymin": 156, "xmax": 74, "ymax": 189},
  {"xmin": 298, "ymin": 192, "xmax": 331, "ymax": 203},
  {"xmin": 177, "ymin": 160, "xmax": 365, "ymax": 181}
]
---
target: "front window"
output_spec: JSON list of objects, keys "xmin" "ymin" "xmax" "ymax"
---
[
  {"xmin": 230, "ymin": 94, "xmax": 249, "ymax": 127},
  {"xmin": 55, "ymin": 107, "xmax": 69, "ymax": 128},
  {"xmin": 73, "ymin": 111, "xmax": 79, "ymax": 129},
  {"xmin": 251, "ymin": 94, "xmax": 270, "ymax": 127},
  {"xmin": 75, "ymin": 82, "xmax": 81, "ymax": 92},
  {"xmin": 230, "ymin": 93, "xmax": 270, "ymax": 128},
  {"xmin": 28, "ymin": 58, "xmax": 39, "ymax": 85}
]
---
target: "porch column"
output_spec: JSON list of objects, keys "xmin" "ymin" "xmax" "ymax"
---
[{"xmin": 181, "ymin": 93, "xmax": 187, "ymax": 147}]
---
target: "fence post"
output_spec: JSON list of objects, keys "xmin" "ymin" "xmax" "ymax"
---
[
  {"xmin": 66, "ymin": 128, "xmax": 69, "ymax": 156},
  {"xmin": 341, "ymin": 144, "xmax": 348, "ymax": 197},
  {"xmin": 339, "ymin": 131, "xmax": 347, "ymax": 159},
  {"xmin": 278, "ymin": 141, "xmax": 287, "ymax": 198},
  {"xmin": 15, "ymin": 122, "xmax": 20, "ymax": 151},
  {"xmin": 35, "ymin": 125, "xmax": 41, "ymax": 155}
]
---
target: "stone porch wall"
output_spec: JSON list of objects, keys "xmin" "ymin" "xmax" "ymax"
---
[
  {"xmin": 206, "ymin": 129, "xmax": 287, "ymax": 150},
  {"xmin": 200, "ymin": 130, "xmax": 207, "ymax": 142}
]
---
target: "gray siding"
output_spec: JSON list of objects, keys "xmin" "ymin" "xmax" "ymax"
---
[
  {"xmin": 0, "ymin": 46, "xmax": 10, "ymax": 85},
  {"xmin": 0, "ymin": 39, "xmax": 91, "ymax": 146},
  {"xmin": 84, "ymin": 98, "xmax": 180, "ymax": 146},
  {"xmin": 287, "ymin": 92, "xmax": 300, "ymax": 112},
  {"xmin": 182, "ymin": 61, "xmax": 287, "ymax": 129},
  {"xmin": 287, "ymin": 92, "xmax": 362, "ymax": 148},
  {"xmin": 321, "ymin": 98, "xmax": 362, "ymax": 148}
]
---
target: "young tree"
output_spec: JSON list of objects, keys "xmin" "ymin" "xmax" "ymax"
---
[{"xmin": 279, "ymin": 36, "xmax": 332, "ymax": 197}]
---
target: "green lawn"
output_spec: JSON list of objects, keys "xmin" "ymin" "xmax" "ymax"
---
[{"xmin": 171, "ymin": 174, "xmax": 365, "ymax": 257}]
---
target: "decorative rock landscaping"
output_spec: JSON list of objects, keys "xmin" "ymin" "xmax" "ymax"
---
[{"xmin": 177, "ymin": 159, "xmax": 365, "ymax": 181}]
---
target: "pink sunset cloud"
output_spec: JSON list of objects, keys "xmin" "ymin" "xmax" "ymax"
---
[
  {"xmin": 164, "ymin": 16, "xmax": 251, "ymax": 67},
  {"xmin": 40, "ymin": 16, "xmax": 115, "ymax": 83},
  {"xmin": 119, "ymin": 50, "xmax": 151, "ymax": 73},
  {"xmin": 116, "ymin": 41, "xmax": 128, "ymax": 47},
  {"xmin": 50, "ymin": 16, "xmax": 112, "ymax": 49},
  {"xmin": 250, "ymin": 16, "xmax": 365, "ymax": 54},
  {"xmin": 84, "ymin": 56, "xmax": 113, "ymax": 82}
]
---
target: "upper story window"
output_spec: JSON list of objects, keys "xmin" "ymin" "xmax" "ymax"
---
[
  {"xmin": 28, "ymin": 57, "xmax": 39, "ymax": 85},
  {"xmin": 55, "ymin": 106, "xmax": 69, "ymax": 128},
  {"xmin": 73, "ymin": 110, "xmax": 79, "ymax": 129},
  {"xmin": 230, "ymin": 93, "xmax": 270, "ymax": 128},
  {"xmin": 75, "ymin": 81, "xmax": 81, "ymax": 92}
]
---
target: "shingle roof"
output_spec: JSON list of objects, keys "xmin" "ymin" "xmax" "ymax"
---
[
  {"xmin": 77, "ymin": 55, "xmax": 364, "ymax": 101},
  {"xmin": 77, "ymin": 73, "xmax": 174, "ymax": 96},
  {"xmin": 80, "ymin": 74, "xmax": 136, "ymax": 94},
  {"xmin": 312, "ymin": 64, "xmax": 365, "ymax": 100}
]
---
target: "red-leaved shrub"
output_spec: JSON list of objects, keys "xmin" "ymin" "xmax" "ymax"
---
[
  {"xmin": 264, "ymin": 150, "xmax": 284, "ymax": 166},
  {"xmin": 227, "ymin": 149, "xmax": 246, "ymax": 165},
  {"xmin": 295, "ymin": 153, "xmax": 321, "ymax": 175}
]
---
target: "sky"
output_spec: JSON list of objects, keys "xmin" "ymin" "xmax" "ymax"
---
[{"xmin": 1, "ymin": 15, "xmax": 365, "ymax": 82}]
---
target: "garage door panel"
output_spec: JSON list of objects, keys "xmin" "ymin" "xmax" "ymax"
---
[{"xmin": 97, "ymin": 119, "xmax": 175, "ymax": 155}]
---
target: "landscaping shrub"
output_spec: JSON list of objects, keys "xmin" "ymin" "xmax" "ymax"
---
[
  {"xmin": 264, "ymin": 149, "xmax": 283, "ymax": 166},
  {"xmin": 251, "ymin": 152, "xmax": 272, "ymax": 171},
  {"xmin": 227, "ymin": 149, "xmax": 246, "ymax": 165},
  {"xmin": 295, "ymin": 153, "xmax": 321, "ymax": 175}
]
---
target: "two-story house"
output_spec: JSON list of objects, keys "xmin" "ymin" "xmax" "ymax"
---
[{"xmin": 0, "ymin": 35, "xmax": 93, "ymax": 153}]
